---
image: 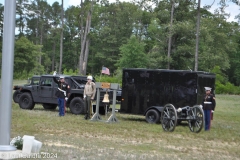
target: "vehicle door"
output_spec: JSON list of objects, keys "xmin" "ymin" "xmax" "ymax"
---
[{"xmin": 39, "ymin": 77, "xmax": 56, "ymax": 103}]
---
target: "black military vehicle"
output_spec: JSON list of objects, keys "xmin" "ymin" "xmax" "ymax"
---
[
  {"xmin": 13, "ymin": 75, "xmax": 114, "ymax": 115},
  {"xmin": 120, "ymin": 68, "xmax": 216, "ymax": 124}
]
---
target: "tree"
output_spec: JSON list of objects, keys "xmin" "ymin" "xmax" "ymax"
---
[
  {"xmin": 16, "ymin": 0, "xmax": 29, "ymax": 37},
  {"xmin": 117, "ymin": 36, "xmax": 148, "ymax": 68},
  {"xmin": 147, "ymin": 18, "xmax": 169, "ymax": 69},
  {"xmin": 89, "ymin": 2, "xmax": 144, "ymax": 74},
  {"xmin": 14, "ymin": 37, "xmax": 42, "ymax": 77},
  {"xmin": 48, "ymin": 1, "xmax": 62, "ymax": 72},
  {"xmin": 62, "ymin": 6, "xmax": 81, "ymax": 72},
  {"xmin": 79, "ymin": 0, "xmax": 94, "ymax": 75}
]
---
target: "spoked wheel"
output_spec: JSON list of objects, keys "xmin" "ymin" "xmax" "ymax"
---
[
  {"xmin": 161, "ymin": 104, "xmax": 177, "ymax": 132},
  {"xmin": 188, "ymin": 105, "xmax": 204, "ymax": 133}
]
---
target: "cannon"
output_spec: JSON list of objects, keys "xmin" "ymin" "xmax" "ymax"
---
[{"xmin": 161, "ymin": 104, "xmax": 204, "ymax": 133}]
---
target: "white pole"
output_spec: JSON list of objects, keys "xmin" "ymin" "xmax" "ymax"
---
[{"xmin": 0, "ymin": 0, "xmax": 17, "ymax": 151}]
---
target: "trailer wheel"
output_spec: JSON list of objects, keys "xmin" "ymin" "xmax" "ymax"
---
[
  {"xmin": 161, "ymin": 104, "xmax": 177, "ymax": 132},
  {"xmin": 43, "ymin": 103, "xmax": 57, "ymax": 110},
  {"xmin": 19, "ymin": 92, "xmax": 35, "ymax": 110},
  {"xmin": 145, "ymin": 109, "xmax": 160, "ymax": 124},
  {"xmin": 13, "ymin": 90, "xmax": 22, "ymax": 103},
  {"xmin": 69, "ymin": 97, "xmax": 85, "ymax": 115},
  {"xmin": 188, "ymin": 105, "xmax": 204, "ymax": 133}
]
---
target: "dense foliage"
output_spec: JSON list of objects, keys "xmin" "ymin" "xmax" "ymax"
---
[{"xmin": 0, "ymin": 0, "xmax": 240, "ymax": 94}]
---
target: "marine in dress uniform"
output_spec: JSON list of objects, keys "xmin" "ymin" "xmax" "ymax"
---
[
  {"xmin": 53, "ymin": 73, "xmax": 70, "ymax": 116},
  {"xmin": 201, "ymin": 87, "xmax": 216, "ymax": 131},
  {"xmin": 84, "ymin": 75, "xmax": 96, "ymax": 120}
]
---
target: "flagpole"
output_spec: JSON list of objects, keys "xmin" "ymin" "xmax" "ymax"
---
[
  {"xmin": 0, "ymin": 0, "xmax": 17, "ymax": 151},
  {"xmin": 100, "ymin": 66, "xmax": 103, "ymax": 82}
]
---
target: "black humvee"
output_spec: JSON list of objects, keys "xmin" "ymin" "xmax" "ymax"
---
[
  {"xmin": 13, "ymin": 75, "xmax": 115, "ymax": 115},
  {"xmin": 120, "ymin": 68, "xmax": 216, "ymax": 123}
]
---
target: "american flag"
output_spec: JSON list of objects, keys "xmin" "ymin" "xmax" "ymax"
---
[{"xmin": 101, "ymin": 67, "xmax": 110, "ymax": 75}]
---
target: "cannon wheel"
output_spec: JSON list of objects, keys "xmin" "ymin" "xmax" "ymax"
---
[
  {"xmin": 161, "ymin": 104, "xmax": 177, "ymax": 132},
  {"xmin": 188, "ymin": 105, "xmax": 204, "ymax": 133}
]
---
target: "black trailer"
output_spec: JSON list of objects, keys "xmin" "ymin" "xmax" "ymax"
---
[{"xmin": 120, "ymin": 68, "xmax": 216, "ymax": 132}]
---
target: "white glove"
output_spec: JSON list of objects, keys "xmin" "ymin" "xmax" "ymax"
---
[
  {"xmin": 53, "ymin": 71, "xmax": 57, "ymax": 76},
  {"xmin": 84, "ymin": 95, "xmax": 86, "ymax": 99},
  {"xmin": 177, "ymin": 108, "xmax": 182, "ymax": 112},
  {"xmin": 212, "ymin": 110, "xmax": 214, "ymax": 113},
  {"xmin": 65, "ymin": 97, "xmax": 68, "ymax": 101},
  {"xmin": 199, "ymin": 105, "xmax": 203, "ymax": 109}
]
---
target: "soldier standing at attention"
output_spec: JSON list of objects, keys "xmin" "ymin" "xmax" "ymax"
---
[
  {"xmin": 201, "ymin": 87, "xmax": 216, "ymax": 131},
  {"xmin": 53, "ymin": 71, "xmax": 70, "ymax": 116},
  {"xmin": 84, "ymin": 75, "xmax": 96, "ymax": 120}
]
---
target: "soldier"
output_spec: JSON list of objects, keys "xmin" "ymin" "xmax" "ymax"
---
[
  {"xmin": 53, "ymin": 71, "xmax": 70, "ymax": 116},
  {"xmin": 83, "ymin": 75, "xmax": 96, "ymax": 120},
  {"xmin": 201, "ymin": 87, "xmax": 216, "ymax": 131}
]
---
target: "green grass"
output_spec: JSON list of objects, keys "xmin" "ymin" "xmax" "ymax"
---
[{"xmin": 10, "ymin": 80, "xmax": 240, "ymax": 160}]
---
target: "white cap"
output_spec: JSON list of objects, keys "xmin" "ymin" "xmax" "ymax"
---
[
  {"xmin": 204, "ymin": 87, "xmax": 212, "ymax": 91},
  {"xmin": 87, "ymin": 75, "xmax": 93, "ymax": 80},
  {"xmin": 59, "ymin": 75, "xmax": 64, "ymax": 79}
]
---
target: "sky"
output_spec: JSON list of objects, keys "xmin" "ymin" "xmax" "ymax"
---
[{"xmin": 0, "ymin": 0, "xmax": 239, "ymax": 22}]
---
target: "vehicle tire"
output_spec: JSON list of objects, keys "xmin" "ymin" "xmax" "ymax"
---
[
  {"xmin": 19, "ymin": 92, "xmax": 35, "ymax": 110},
  {"xmin": 69, "ymin": 97, "xmax": 85, "ymax": 115},
  {"xmin": 43, "ymin": 103, "xmax": 57, "ymax": 110},
  {"xmin": 13, "ymin": 90, "xmax": 22, "ymax": 103},
  {"xmin": 145, "ymin": 109, "xmax": 160, "ymax": 124}
]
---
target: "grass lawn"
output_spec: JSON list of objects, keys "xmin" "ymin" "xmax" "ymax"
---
[{"xmin": 9, "ymin": 80, "xmax": 240, "ymax": 160}]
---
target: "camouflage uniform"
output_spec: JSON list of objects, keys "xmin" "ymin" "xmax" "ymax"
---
[{"xmin": 84, "ymin": 82, "xmax": 96, "ymax": 119}]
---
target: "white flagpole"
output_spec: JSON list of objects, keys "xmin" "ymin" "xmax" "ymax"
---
[{"xmin": 0, "ymin": 0, "xmax": 17, "ymax": 151}]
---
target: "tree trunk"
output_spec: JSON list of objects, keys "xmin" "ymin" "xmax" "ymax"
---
[
  {"xmin": 40, "ymin": 23, "xmax": 43, "ymax": 65},
  {"xmin": 194, "ymin": 0, "xmax": 201, "ymax": 71},
  {"xmin": 167, "ymin": 0, "xmax": 175, "ymax": 69},
  {"xmin": 78, "ymin": 0, "xmax": 84, "ymax": 75},
  {"xmin": 83, "ymin": 39, "xmax": 90, "ymax": 75},
  {"xmin": 59, "ymin": 0, "xmax": 64, "ymax": 74},
  {"xmin": 52, "ymin": 42, "xmax": 56, "ymax": 71},
  {"xmin": 79, "ymin": 0, "xmax": 93, "ymax": 75}
]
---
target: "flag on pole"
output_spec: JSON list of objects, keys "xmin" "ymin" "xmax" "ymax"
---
[{"xmin": 101, "ymin": 67, "xmax": 110, "ymax": 75}]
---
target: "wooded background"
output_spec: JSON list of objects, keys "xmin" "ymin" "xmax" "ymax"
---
[{"xmin": 0, "ymin": 0, "xmax": 240, "ymax": 93}]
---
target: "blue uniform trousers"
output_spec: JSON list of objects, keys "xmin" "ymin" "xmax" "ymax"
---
[
  {"xmin": 204, "ymin": 110, "xmax": 211, "ymax": 131},
  {"xmin": 58, "ymin": 98, "xmax": 65, "ymax": 116}
]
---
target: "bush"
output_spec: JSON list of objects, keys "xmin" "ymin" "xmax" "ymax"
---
[{"xmin": 212, "ymin": 66, "xmax": 240, "ymax": 95}]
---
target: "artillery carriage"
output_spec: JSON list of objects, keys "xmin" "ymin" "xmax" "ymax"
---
[
  {"xmin": 120, "ymin": 68, "xmax": 215, "ymax": 132},
  {"xmin": 161, "ymin": 104, "xmax": 204, "ymax": 133}
]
